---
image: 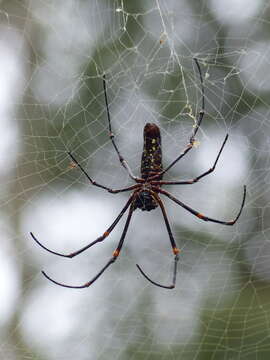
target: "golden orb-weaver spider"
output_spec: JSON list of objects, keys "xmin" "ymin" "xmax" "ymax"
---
[{"xmin": 30, "ymin": 59, "xmax": 246, "ymax": 289}]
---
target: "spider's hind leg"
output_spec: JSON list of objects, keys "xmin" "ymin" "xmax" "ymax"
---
[{"xmin": 102, "ymin": 75, "xmax": 140, "ymax": 181}]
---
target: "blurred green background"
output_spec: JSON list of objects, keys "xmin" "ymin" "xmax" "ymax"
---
[{"xmin": 0, "ymin": 0, "xmax": 269, "ymax": 359}]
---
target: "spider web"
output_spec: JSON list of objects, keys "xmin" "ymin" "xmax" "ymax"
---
[{"xmin": 0, "ymin": 0, "xmax": 269, "ymax": 359}]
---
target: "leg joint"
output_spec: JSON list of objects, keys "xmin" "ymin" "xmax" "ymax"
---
[
  {"xmin": 113, "ymin": 249, "xmax": 120, "ymax": 258},
  {"xmin": 108, "ymin": 189, "xmax": 117, "ymax": 193},
  {"xmin": 196, "ymin": 213, "xmax": 206, "ymax": 220}
]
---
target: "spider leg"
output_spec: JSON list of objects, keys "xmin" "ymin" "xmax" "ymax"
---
[
  {"xmin": 103, "ymin": 75, "xmax": 141, "ymax": 182},
  {"xmin": 137, "ymin": 255, "xmax": 179, "ymax": 290},
  {"xmin": 152, "ymin": 134, "xmax": 228, "ymax": 186},
  {"xmin": 136, "ymin": 193, "xmax": 180, "ymax": 289},
  {"xmin": 68, "ymin": 151, "xmax": 141, "ymax": 192},
  {"xmin": 157, "ymin": 186, "xmax": 246, "ymax": 225},
  {"xmin": 30, "ymin": 195, "xmax": 134, "ymax": 258},
  {"xmin": 150, "ymin": 58, "xmax": 205, "ymax": 180},
  {"xmin": 41, "ymin": 198, "xmax": 135, "ymax": 289}
]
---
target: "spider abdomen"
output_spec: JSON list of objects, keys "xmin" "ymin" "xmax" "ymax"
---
[
  {"xmin": 134, "ymin": 190, "xmax": 158, "ymax": 211},
  {"xmin": 141, "ymin": 123, "xmax": 162, "ymax": 180}
]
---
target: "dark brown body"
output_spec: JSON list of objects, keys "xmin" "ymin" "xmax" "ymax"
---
[
  {"xmin": 141, "ymin": 123, "xmax": 163, "ymax": 179},
  {"xmin": 134, "ymin": 123, "xmax": 163, "ymax": 211}
]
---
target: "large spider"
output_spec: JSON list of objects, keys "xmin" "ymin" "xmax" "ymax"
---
[{"xmin": 30, "ymin": 59, "xmax": 246, "ymax": 289}]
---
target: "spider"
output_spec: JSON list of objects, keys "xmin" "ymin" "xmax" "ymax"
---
[{"xmin": 30, "ymin": 58, "xmax": 246, "ymax": 289}]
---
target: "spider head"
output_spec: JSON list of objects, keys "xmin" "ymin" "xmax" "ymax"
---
[{"xmin": 134, "ymin": 190, "xmax": 158, "ymax": 211}]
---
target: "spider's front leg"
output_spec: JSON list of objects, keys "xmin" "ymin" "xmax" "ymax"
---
[
  {"xmin": 136, "ymin": 192, "xmax": 180, "ymax": 289},
  {"xmin": 30, "ymin": 195, "xmax": 135, "ymax": 258},
  {"xmin": 41, "ymin": 198, "xmax": 136, "ymax": 289},
  {"xmin": 158, "ymin": 186, "xmax": 246, "ymax": 225}
]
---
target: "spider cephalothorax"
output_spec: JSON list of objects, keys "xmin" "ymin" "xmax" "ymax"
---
[
  {"xmin": 133, "ymin": 189, "xmax": 158, "ymax": 211},
  {"xmin": 30, "ymin": 59, "xmax": 246, "ymax": 290}
]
